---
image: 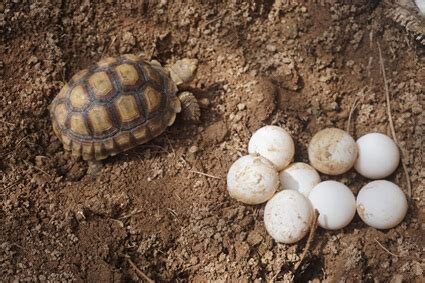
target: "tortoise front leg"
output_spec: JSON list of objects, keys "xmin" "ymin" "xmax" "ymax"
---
[
  {"xmin": 177, "ymin": 91, "xmax": 201, "ymax": 122},
  {"xmin": 87, "ymin": 160, "xmax": 103, "ymax": 177}
]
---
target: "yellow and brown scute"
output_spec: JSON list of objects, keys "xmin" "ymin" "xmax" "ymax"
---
[{"xmin": 50, "ymin": 54, "xmax": 181, "ymax": 161}]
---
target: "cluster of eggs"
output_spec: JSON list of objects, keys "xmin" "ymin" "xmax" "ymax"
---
[{"xmin": 227, "ymin": 126, "xmax": 408, "ymax": 244}]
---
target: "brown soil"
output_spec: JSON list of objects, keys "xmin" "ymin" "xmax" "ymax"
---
[{"xmin": 1, "ymin": 1, "xmax": 424, "ymax": 282}]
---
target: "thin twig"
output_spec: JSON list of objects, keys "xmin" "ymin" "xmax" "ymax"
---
[
  {"xmin": 189, "ymin": 169, "xmax": 222, "ymax": 179},
  {"xmin": 377, "ymin": 43, "xmax": 412, "ymax": 200},
  {"xmin": 167, "ymin": 208, "xmax": 178, "ymax": 218},
  {"xmin": 206, "ymin": 11, "xmax": 227, "ymax": 25},
  {"xmin": 15, "ymin": 135, "xmax": 29, "ymax": 147},
  {"xmin": 377, "ymin": 43, "xmax": 397, "ymax": 141},
  {"xmin": 374, "ymin": 238, "xmax": 399, "ymax": 258},
  {"xmin": 102, "ymin": 36, "xmax": 116, "ymax": 57},
  {"xmin": 23, "ymin": 160, "xmax": 52, "ymax": 177},
  {"xmin": 165, "ymin": 134, "xmax": 175, "ymax": 155},
  {"xmin": 0, "ymin": 120, "xmax": 15, "ymax": 126},
  {"xmin": 126, "ymin": 256, "xmax": 155, "ymax": 283},
  {"xmin": 294, "ymin": 210, "xmax": 320, "ymax": 271},
  {"xmin": 400, "ymin": 161, "xmax": 412, "ymax": 199},
  {"xmin": 174, "ymin": 192, "xmax": 182, "ymax": 201},
  {"xmin": 271, "ymin": 265, "xmax": 282, "ymax": 282},
  {"xmin": 4, "ymin": 180, "xmax": 20, "ymax": 190},
  {"xmin": 0, "ymin": 136, "xmax": 30, "ymax": 158},
  {"xmin": 119, "ymin": 209, "xmax": 143, "ymax": 219},
  {"xmin": 346, "ymin": 96, "xmax": 360, "ymax": 134}
]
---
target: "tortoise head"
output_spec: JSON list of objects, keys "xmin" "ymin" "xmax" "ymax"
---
[{"xmin": 168, "ymin": 58, "xmax": 198, "ymax": 87}]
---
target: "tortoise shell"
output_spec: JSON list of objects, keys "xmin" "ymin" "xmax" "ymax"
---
[{"xmin": 49, "ymin": 54, "xmax": 181, "ymax": 161}]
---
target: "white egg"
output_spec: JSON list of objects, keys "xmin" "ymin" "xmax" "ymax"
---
[
  {"xmin": 357, "ymin": 180, "xmax": 408, "ymax": 229},
  {"xmin": 308, "ymin": 180, "xmax": 356, "ymax": 230},
  {"xmin": 227, "ymin": 155, "xmax": 279, "ymax": 205},
  {"xmin": 415, "ymin": 0, "xmax": 425, "ymax": 16},
  {"xmin": 354, "ymin": 133, "xmax": 400, "ymax": 179},
  {"xmin": 308, "ymin": 128, "xmax": 358, "ymax": 175},
  {"xmin": 279, "ymin": 162, "xmax": 321, "ymax": 197},
  {"xmin": 264, "ymin": 190, "xmax": 314, "ymax": 244},
  {"xmin": 248, "ymin": 125, "xmax": 295, "ymax": 171}
]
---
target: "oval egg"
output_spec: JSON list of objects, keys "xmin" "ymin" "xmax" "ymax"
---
[
  {"xmin": 308, "ymin": 180, "xmax": 356, "ymax": 230},
  {"xmin": 354, "ymin": 132, "xmax": 400, "ymax": 179},
  {"xmin": 264, "ymin": 190, "xmax": 314, "ymax": 244},
  {"xmin": 308, "ymin": 128, "xmax": 358, "ymax": 175},
  {"xmin": 227, "ymin": 155, "xmax": 279, "ymax": 205},
  {"xmin": 248, "ymin": 125, "xmax": 295, "ymax": 171},
  {"xmin": 356, "ymin": 180, "xmax": 408, "ymax": 229},
  {"xmin": 279, "ymin": 162, "xmax": 321, "ymax": 197}
]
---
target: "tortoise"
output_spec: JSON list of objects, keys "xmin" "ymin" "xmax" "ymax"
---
[{"xmin": 49, "ymin": 54, "xmax": 200, "ymax": 174}]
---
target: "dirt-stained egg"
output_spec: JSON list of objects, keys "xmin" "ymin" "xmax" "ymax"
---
[
  {"xmin": 354, "ymin": 133, "xmax": 400, "ymax": 179},
  {"xmin": 264, "ymin": 190, "xmax": 314, "ymax": 244},
  {"xmin": 308, "ymin": 128, "xmax": 358, "ymax": 175},
  {"xmin": 227, "ymin": 155, "xmax": 279, "ymax": 205},
  {"xmin": 248, "ymin": 125, "xmax": 295, "ymax": 171},
  {"xmin": 279, "ymin": 162, "xmax": 321, "ymax": 197},
  {"xmin": 357, "ymin": 180, "xmax": 408, "ymax": 230},
  {"xmin": 308, "ymin": 180, "xmax": 356, "ymax": 230}
]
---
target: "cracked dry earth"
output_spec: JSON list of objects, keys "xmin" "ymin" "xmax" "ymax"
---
[{"xmin": 1, "ymin": 1, "xmax": 424, "ymax": 282}]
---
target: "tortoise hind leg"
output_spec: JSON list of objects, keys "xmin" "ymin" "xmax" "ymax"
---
[
  {"xmin": 177, "ymin": 91, "xmax": 200, "ymax": 122},
  {"xmin": 87, "ymin": 160, "xmax": 103, "ymax": 177}
]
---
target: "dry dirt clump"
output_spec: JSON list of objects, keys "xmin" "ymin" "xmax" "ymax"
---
[{"xmin": 1, "ymin": 1, "xmax": 424, "ymax": 282}]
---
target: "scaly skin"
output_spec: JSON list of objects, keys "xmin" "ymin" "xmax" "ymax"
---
[{"xmin": 386, "ymin": 0, "xmax": 425, "ymax": 45}]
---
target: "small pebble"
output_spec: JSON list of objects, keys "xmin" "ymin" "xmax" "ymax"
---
[
  {"xmin": 266, "ymin": 44, "xmax": 277, "ymax": 52},
  {"xmin": 237, "ymin": 103, "xmax": 246, "ymax": 111},
  {"xmin": 189, "ymin": 145, "xmax": 199, "ymax": 153}
]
